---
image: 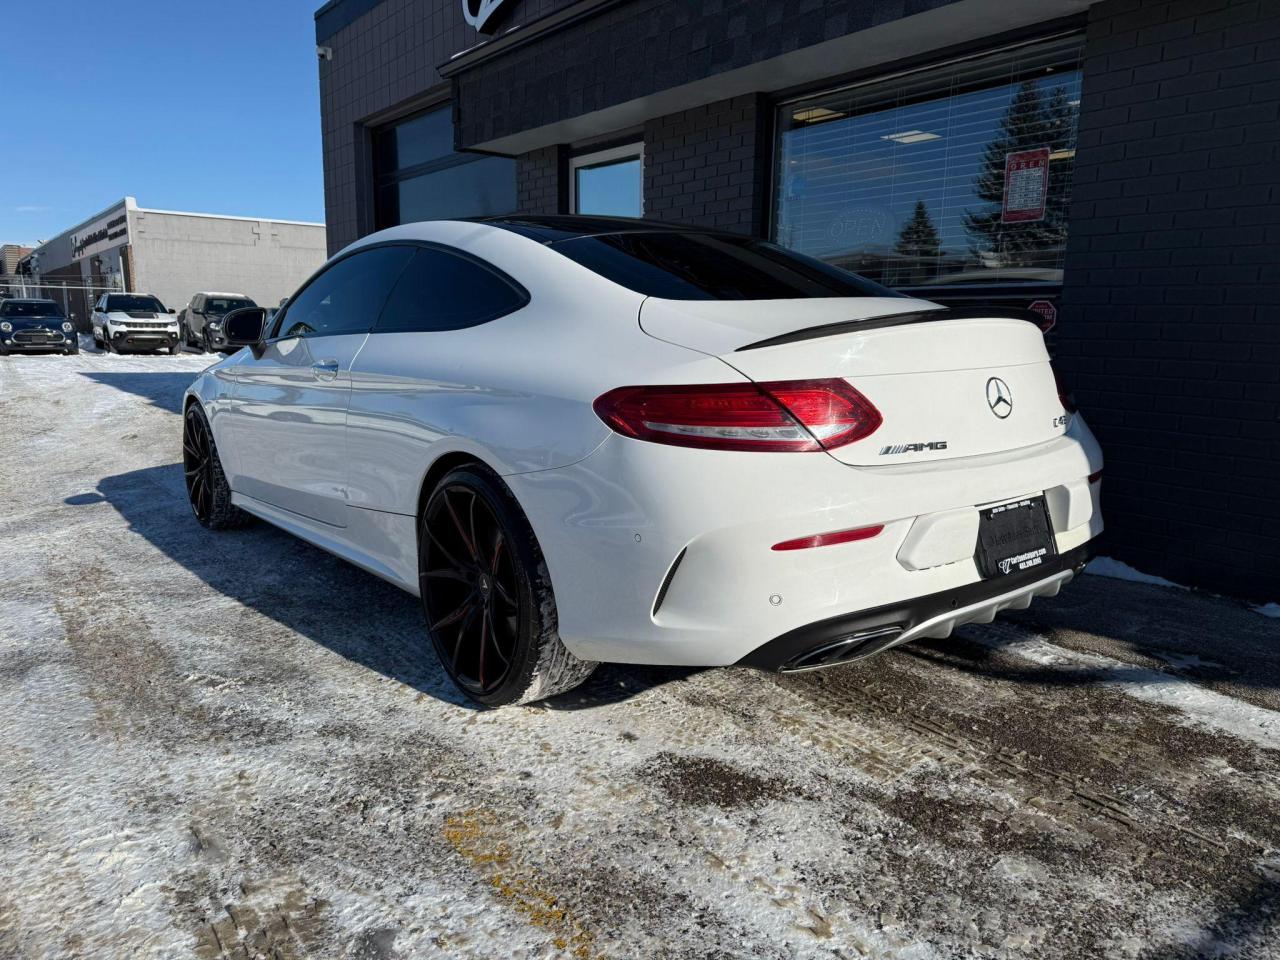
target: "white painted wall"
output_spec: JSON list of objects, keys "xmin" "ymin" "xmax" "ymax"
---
[{"xmin": 128, "ymin": 207, "xmax": 327, "ymax": 313}]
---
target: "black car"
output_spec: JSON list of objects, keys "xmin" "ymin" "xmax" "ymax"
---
[
  {"xmin": 0, "ymin": 299, "xmax": 78, "ymax": 355},
  {"xmin": 181, "ymin": 292, "xmax": 258, "ymax": 353}
]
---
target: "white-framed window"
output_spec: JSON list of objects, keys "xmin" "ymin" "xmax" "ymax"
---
[{"xmin": 570, "ymin": 144, "xmax": 644, "ymax": 217}]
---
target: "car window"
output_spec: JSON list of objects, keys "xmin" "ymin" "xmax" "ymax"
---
[
  {"xmin": 374, "ymin": 247, "xmax": 528, "ymax": 333},
  {"xmin": 273, "ymin": 246, "xmax": 414, "ymax": 340},
  {"xmin": 549, "ymin": 231, "xmax": 902, "ymax": 300},
  {"xmin": 205, "ymin": 297, "xmax": 255, "ymax": 314},
  {"xmin": 105, "ymin": 294, "xmax": 167, "ymax": 313},
  {"xmin": 1, "ymin": 301, "xmax": 63, "ymax": 318}
]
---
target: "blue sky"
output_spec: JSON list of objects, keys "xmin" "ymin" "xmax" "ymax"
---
[{"xmin": 1, "ymin": 0, "xmax": 324, "ymax": 246}]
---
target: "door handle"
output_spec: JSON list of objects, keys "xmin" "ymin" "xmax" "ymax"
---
[{"xmin": 311, "ymin": 359, "xmax": 340, "ymax": 381}]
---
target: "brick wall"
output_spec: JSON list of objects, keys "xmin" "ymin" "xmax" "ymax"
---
[
  {"xmin": 1059, "ymin": 0, "xmax": 1280, "ymax": 599},
  {"xmin": 642, "ymin": 94, "xmax": 770, "ymax": 235},
  {"xmin": 317, "ymin": 0, "xmax": 579, "ymax": 253},
  {"xmin": 517, "ymin": 146, "xmax": 567, "ymax": 215},
  {"xmin": 454, "ymin": 0, "xmax": 956, "ymax": 150}
]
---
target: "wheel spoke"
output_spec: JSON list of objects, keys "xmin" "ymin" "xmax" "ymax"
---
[
  {"xmin": 490, "ymin": 532, "xmax": 504, "ymax": 575},
  {"xmin": 444, "ymin": 490, "xmax": 479, "ymax": 562},
  {"xmin": 451, "ymin": 607, "xmax": 478, "ymax": 670},
  {"xmin": 491, "ymin": 577, "xmax": 515, "ymax": 608},
  {"xmin": 423, "ymin": 522, "xmax": 465, "ymax": 571},
  {"xmin": 485, "ymin": 608, "xmax": 510, "ymax": 668},
  {"xmin": 191, "ymin": 477, "xmax": 206, "ymax": 517},
  {"xmin": 421, "ymin": 568, "xmax": 469, "ymax": 583},
  {"xmin": 430, "ymin": 595, "xmax": 476, "ymax": 631},
  {"xmin": 468, "ymin": 492, "xmax": 481, "ymax": 568}
]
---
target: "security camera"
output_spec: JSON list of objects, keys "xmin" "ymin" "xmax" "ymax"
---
[{"xmin": 317, "ymin": 45, "xmax": 333, "ymax": 61}]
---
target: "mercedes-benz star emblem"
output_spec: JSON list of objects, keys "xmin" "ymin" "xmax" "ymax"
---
[{"xmin": 986, "ymin": 377, "xmax": 1013, "ymax": 419}]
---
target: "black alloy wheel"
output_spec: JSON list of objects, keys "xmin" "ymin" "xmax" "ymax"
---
[
  {"xmin": 419, "ymin": 467, "xmax": 597, "ymax": 706},
  {"xmin": 182, "ymin": 405, "xmax": 245, "ymax": 529},
  {"xmin": 421, "ymin": 481, "xmax": 521, "ymax": 698}
]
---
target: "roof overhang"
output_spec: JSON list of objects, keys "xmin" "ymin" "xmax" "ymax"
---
[{"xmin": 445, "ymin": 0, "xmax": 1092, "ymax": 156}]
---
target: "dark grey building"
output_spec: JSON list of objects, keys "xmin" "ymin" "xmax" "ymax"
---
[{"xmin": 315, "ymin": 0, "xmax": 1280, "ymax": 600}]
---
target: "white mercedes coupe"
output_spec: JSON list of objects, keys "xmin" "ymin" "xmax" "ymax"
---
[{"xmin": 183, "ymin": 216, "xmax": 1103, "ymax": 705}]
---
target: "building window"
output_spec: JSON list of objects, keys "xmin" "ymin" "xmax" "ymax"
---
[
  {"xmin": 774, "ymin": 35, "xmax": 1083, "ymax": 293},
  {"xmin": 571, "ymin": 144, "xmax": 643, "ymax": 217},
  {"xmin": 373, "ymin": 105, "xmax": 517, "ymax": 229}
]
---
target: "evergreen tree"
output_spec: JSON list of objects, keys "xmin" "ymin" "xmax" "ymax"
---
[
  {"xmin": 963, "ymin": 80, "xmax": 1076, "ymax": 269},
  {"xmin": 896, "ymin": 198, "xmax": 947, "ymax": 281},
  {"xmin": 894, "ymin": 199, "xmax": 942, "ymax": 283}
]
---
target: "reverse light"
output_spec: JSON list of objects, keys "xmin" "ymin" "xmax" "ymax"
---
[
  {"xmin": 593, "ymin": 379, "xmax": 881, "ymax": 452},
  {"xmin": 773, "ymin": 524, "xmax": 884, "ymax": 551}
]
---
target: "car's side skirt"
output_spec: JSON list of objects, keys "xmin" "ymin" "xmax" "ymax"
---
[{"xmin": 231, "ymin": 492, "xmax": 420, "ymax": 597}]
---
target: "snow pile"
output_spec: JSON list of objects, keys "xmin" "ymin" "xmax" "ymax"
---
[
  {"xmin": 1085, "ymin": 556, "xmax": 1187, "ymax": 589},
  {"xmin": 1253, "ymin": 603, "xmax": 1280, "ymax": 619}
]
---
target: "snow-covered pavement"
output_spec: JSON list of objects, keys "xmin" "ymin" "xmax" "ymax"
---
[{"xmin": 2, "ymin": 348, "xmax": 1279, "ymax": 959}]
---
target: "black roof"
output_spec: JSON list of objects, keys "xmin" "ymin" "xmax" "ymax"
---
[{"xmin": 475, "ymin": 214, "xmax": 717, "ymax": 244}]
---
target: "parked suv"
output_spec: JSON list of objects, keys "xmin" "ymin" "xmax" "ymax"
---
[
  {"xmin": 92, "ymin": 294, "xmax": 180, "ymax": 354},
  {"xmin": 181, "ymin": 292, "xmax": 257, "ymax": 352}
]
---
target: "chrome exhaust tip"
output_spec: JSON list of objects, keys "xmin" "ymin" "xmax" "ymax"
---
[{"xmin": 779, "ymin": 626, "xmax": 903, "ymax": 673}]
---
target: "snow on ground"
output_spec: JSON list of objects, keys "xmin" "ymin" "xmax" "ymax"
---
[
  {"xmin": 2, "ymin": 347, "xmax": 1280, "ymax": 959},
  {"xmin": 1086, "ymin": 555, "xmax": 1188, "ymax": 590},
  {"xmin": 1255, "ymin": 603, "xmax": 1280, "ymax": 620}
]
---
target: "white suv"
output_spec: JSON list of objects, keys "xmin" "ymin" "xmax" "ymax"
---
[{"xmin": 91, "ymin": 293, "xmax": 181, "ymax": 354}]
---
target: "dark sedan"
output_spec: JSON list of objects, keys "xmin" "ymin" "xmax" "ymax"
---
[{"xmin": 0, "ymin": 300, "xmax": 78, "ymax": 355}]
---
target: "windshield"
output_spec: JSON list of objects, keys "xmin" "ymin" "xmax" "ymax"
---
[
  {"xmin": 0, "ymin": 300, "xmax": 64, "ymax": 318},
  {"xmin": 105, "ymin": 295, "xmax": 166, "ymax": 313},
  {"xmin": 205, "ymin": 297, "xmax": 255, "ymax": 315},
  {"xmin": 548, "ymin": 232, "xmax": 903, "ymax": 300}
]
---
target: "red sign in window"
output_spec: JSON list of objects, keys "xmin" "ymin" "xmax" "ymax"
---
[
  {"xmin": 1028, "ymin": 299, "xmax": 1058, "ymax": 333},
  {"xmin": 1002, "ymin": 148, "xmax": 1050, "ymax": 224}
]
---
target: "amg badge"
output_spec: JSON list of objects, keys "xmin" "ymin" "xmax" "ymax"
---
[{"xmin": 879, "ymin": 441, "xmax": 948, "ymax": 456}]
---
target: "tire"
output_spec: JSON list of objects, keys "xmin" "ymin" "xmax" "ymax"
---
[
  {"xmin": 168, "ymin": 342, "xmax": 181, "ymax": 356},
  {"xmin": 182, "ymin": 404, "xmax": 248, "ymax": 530},
  {"xmin": 419, "ymin": 465, "xmax": 597, "ymax": 706},
  {"xmin": 102, "ymin": 336, "xmax": 113, "ymax": 354}
]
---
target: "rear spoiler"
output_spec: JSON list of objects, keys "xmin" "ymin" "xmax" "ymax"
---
[{"xmin": 736, "ymin": 306, "xmax": 1045, "ymax": 352}]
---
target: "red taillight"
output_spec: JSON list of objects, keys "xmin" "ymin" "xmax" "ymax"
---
[
  {"xmin": 1088, "ymin": 470, "xmax": 1102, "ymax": 484},
  {"xmin": 772, "ymin": 524, "xmax": 884, "ymax": 551},
  {"xmin": 1053, "ymin": 367, "xmax": 1078, "ymax": 414},
  {"xmin": 592, "ymin": 379, "xmax": 881, "ymax": 452}
]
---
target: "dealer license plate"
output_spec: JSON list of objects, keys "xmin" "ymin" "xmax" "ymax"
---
[{"xmin": 975, "ymin": 496, "xmax": 1056, "ymax": 579}]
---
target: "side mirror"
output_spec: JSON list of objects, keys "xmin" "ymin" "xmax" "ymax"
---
[
  {"xmin": 168, "ymin": 307, "xmax": 176, "ymax": 314},
  {"xmin": 223, "ymin": 307, "xmax": 268, "ymax": 350}
]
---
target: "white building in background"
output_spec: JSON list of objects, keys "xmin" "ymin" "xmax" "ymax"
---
[{"xmin": 21, "ymin": 197, "xmax": 326, "ymax": 326}]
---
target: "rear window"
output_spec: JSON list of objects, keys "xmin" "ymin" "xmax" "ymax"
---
[
  {"xmin": 1, "ymin": 300, "xmax": 63, "ymax": 318},
  {"xmin": 205, "ymin": 297, "xmax": 255, "ymax": 314},
  {"xmin": 549, "ymin": 232, "xmax": 903, "ymax": 300},
  {"xmin": 105, "ymin": 295, "xmax": 166, "ymax": 313}
]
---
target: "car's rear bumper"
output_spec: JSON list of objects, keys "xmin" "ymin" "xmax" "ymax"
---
[
  {"xmin": 738, "ymin": 542, "xmax": 1092, "ymax": 671},
  {"xmin": 509, "ymin": 414, "xmax": 1104, "ymax": 668}
]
